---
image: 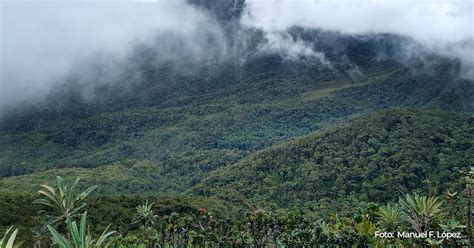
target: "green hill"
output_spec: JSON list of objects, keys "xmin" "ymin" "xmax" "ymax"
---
[
  {"xmin": 2, "ymin": 61, "xmax": 472, "ymax": 193},
  {"xmin": 193, "ymin": 108, "xmax": 474, "ymax": 214},
  {"xmin": 2, "ymin": 108, "xmax": 472, "ymax": 207}
]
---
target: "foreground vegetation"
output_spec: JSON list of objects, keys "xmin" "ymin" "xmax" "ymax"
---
[{"xmin": 1, "ymin": 168, "xmax": 473, "ymax": 246}]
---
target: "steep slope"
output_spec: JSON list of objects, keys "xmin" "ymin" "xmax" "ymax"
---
[
  {"xmin": 0, "ymin": 57, "xmax": 472, "ymax": 192},
  {"xmin": 193, "ymin": 108, "xmax": 474, "ymax": 214},
  {"xmin": 0, "ymin": 13, "xmax": 473, "ymax": 193}
]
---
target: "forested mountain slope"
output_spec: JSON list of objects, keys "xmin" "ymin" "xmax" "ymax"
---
[
  {"xmin": 0, "ymin": 0, "xmax": 472, "ymax": 201},
  {"xmin": 1, "ymin": 0, "xmax": 473, "ymax": 246},
  {"xmin": 1, "ymin": 58, "xmax": 472, "ymax": 193},
  {"xmin": 1, "ymin": 108, "xmax": 472, "ymax": 206},
  {"xmin": 194, "ymin": 108, "xmax": 474, "ymax": 214}
]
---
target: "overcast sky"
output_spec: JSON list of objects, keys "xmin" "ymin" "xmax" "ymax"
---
[
  {"xmin": 242, "ymin": 0, "xmax": 473, "ymax": 42},
  {"xmin": 1, "ymin": 0, "xmax": 473, "ymax": 108}
]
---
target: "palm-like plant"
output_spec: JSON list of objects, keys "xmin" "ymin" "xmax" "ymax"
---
[
  {"xmin": 48, "ymin": 211, "xmax": 116, "ymax": 248},
  {"xmin": 377, "ymin": 204, "xmax": 401, "ymax": 232},
  {"xmin": 35, "ymin": 176, "xmax": 97, "ymax": 228},
  {"xmin": 1, "ymin": 226, "xmax": 20, "ymax": 248},
  {"xmin": 131, "ymin": 201, "xmax": 157, "ymax": 228},
  {"xmin": 130, "ymin": 201, "xmax": 158, "ymax": 245},
  {"xmin": 398, "ymin": 194, "xmax": 443, "ymax": 233}
]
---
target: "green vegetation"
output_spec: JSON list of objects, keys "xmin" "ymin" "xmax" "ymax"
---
[
  {"xmin": 35, "ymin": 176, "xmax": 97, "ymax": 228},
  {"xmin": 47, "ymin": 212, "xmax": 115, "ymax": 248},
  {"xmin": 1, "ymin": 226, "xmax": 20, "ymax": 248},
  {"xmin": 0, "ymin": 19, "xmax": 473, "ymax": 245},
  {"xmin": 1, "ymin": 108, "xmax": 473, "ymax": 245},
  {"xmin": 1, "ymin": 56, "xmax": 471, "ymax": 192},
  {"xmin": 0, "ymin": 176, "xmax": 472, "ymax": 246},
  {"xmin": 195, "ymin": 109, "xmax": 474, "ymax": 213}
]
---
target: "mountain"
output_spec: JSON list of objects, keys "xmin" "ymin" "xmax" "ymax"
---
[
  {"xmin": 0, "ymin": 0, "xmax": 472, "ymax": 213},
  {"xmin": 1, "ymin": 1, "xmax": 474, "ymax": 245},
  {"xmin": 0, "ymin": 26, "xmax": 472, "ymax": 193}
]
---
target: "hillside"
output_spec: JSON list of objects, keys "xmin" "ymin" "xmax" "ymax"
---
[
  {"xmin": 1, "ymin": 107, "xmax": 473, "ymax": 245},
  {"xmin": 2, "ymin": 7, "xmax": 472, "ymax": 188},
  {"xmin": 194, "ymin": 108, "xmax": 474, "ymax": 214},
  {"xmin": 2, "ymin": 108, "xmax": 472, "ymax": 201},
  {"xmin": 1, "ymin": 4, "xmax": 473, "ymax": 209},
  {"xmin": 1, "ymin": 59, "xmax": 472, "ymax": 193},
  {"xmin": 2, "ymin": 0, "xmax": 474, "ymax": 246}
]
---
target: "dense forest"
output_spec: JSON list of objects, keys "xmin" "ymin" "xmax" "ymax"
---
[{"xmin": 1, "ymin": 0, "xmax": 473, "ymax": 246}]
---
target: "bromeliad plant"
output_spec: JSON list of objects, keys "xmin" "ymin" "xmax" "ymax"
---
[
  {"xmin": 35, "ymin": 176, "xmax": 97, "ymax": 229},
  {"xmin": 47, "ymin": 211, "xmax": 116, "ymax": 248},
  {"xmin": 377, "ymin": 203, "xmax": 401, "ymax": 232},
  {"xmin": 131, "ymin": 200, "xmax": 157, "ymax": 228},
  {"xmin": 130, "ymin": 201, "xmax": 158, "ymax": 245},
  {"xmin": 398, "ymin": 194, "xmax": 444, "ymax": 233}
]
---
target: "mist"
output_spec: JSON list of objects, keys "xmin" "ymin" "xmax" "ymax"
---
[
  {"xmin": 0, "ymin": 0, "xmax": 225, "ymax": 108},
  {"xmin": 242, "ymin": 0, "xmax": 473, "ymax": 42},
  {"xmin": 1, "ymin": 0, "xmax": 473, "ymax": 111},
  {"xmin": 242, "ymin": 0, "xmax": 474, "ymax": 76}
]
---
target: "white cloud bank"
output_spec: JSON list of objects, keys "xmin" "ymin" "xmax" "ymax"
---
[
  {"xmin": 242, "ymin": 0, "xmax": 473, "ymax": 43},
  {"xmin": 242, "ymin": 0, "xmax": 473, "ymax": 76},
  {"xmin": 1, "ymin": 0, "xmax": 473, "ymax": 109},
  {"xmin": 0, "ymin": 0, "xmax": 221, "ymax": 107}
]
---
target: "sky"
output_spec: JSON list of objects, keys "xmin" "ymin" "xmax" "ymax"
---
[
  {"xmin": 0, "ymin": 0, "xmax": 473, "ymax": 108},
  {"xmin": 242, "ymin": 0, "xmax": 473, "ymax": 43}
]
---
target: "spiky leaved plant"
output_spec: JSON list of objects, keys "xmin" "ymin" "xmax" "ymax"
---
[
  {"xmin": 0, "ymin": 226, "xmax": 20, "ymax": 248},
  {"xmin": 377, "ymin": 203, "xmax": 401, "ymax": 232},
  {"xmin": 131, "ymin": 200, "xmax": 157, "ymax": 228},
  {"xmin": 398, "ymin": 194, "xmax": 444, "ymax": 233},
  {"xmin": 131, "ymin": 200, "xmax": 158, "ymax": 245},
  {"xmin": 35, "ymin": 176, "xmax": 97, "ymax": 229},
  {"xmin": 48, "ymin": 211, "xmax": 115, "ymax": 248}
]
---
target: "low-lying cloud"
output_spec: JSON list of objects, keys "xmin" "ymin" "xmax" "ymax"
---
[
  {"xmin": 1, "ymin": 0, "xmax": 473, "ymax": 110},
  {"xmin": 242, "ymin": 0, "xmax": 473, "ymax": 77},
  {"xmin": 242, "ymin": 0, "xmax": 473, "ymax": 43},
  {"xmin": 0, "ymin": 0, "xmax": 224, "ymax": 108}
]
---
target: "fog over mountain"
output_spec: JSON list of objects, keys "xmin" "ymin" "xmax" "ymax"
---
[
  {"xmin": 1, "ymin": 0, "xmax": 226, "ymax": 108},
  {"xmin": 1, "ymin": 0, "xmax": 473, "ymax": 110},
  {"xmin": 242, "ymin": 0, "xmax": 474, "ymax": 77},
  {"xmin": 243, "ymin": 0, "xmax": 473, "ymax": 42},
  {"xmin": 2, "ymin": 3, "xmax": 474, "ymax": 243}
]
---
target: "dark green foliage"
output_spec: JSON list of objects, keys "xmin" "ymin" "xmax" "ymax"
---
[{"xmin": 196, "ymin": 108, "xmax": 474, "ymax": 212}]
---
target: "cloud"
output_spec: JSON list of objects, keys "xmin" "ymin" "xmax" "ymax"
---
[
  {"xmin": 259, "ymin": 31, "xmax": 330, "ymax": 63},
  {"xmin": 241, "ymin": 0, "xmax": 474, "ymax": 78},
  {"xmin": 0, "ymin": 0, "xmax": 223, "ymax": 107},
  {"xmin": 1, "ymin": 0, "xmax": 472, "ymax": 110},
  {"xmin": 241, "ymin": 0, "xmax": 473, "ymax": 43}
]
